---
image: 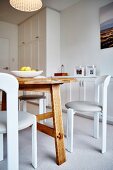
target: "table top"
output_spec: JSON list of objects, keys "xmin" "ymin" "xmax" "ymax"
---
[
  {"xmin": 51, "ymin": 76, "xmax": 77, "ymax": 83},
  {"xmin": 17, "ymin": 77, "xmax": 77, "ymax": 85}
]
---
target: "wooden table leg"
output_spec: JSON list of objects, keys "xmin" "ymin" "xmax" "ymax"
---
[{"xmin": 51, "ymin": 84, "xmax": 66, "ymax": 165}]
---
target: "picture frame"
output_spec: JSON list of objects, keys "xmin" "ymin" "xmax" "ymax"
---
[
  {"xmin": 86, "ymin": 66, "xmax": 96, "ymax": 76},
  {"xmin": 74, "ymin": 66, "xmax": 84, "ymax": 76},
  {"xmin": 100, "ymin": 2, "xmax": 113, "ymax": 49}
]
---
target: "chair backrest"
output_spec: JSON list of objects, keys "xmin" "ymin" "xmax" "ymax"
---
[
  {"xmin": 95, "ymin": 75, "xmax": 111, "ymax": 111},
  {"xmin": 0, "ymin": 73, "xmax": 19, "ymax": 169}
]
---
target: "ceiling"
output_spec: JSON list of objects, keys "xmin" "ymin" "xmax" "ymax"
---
[{"xmin": 0, "ymin": 0, "xmax": 80, "ymax": 25}]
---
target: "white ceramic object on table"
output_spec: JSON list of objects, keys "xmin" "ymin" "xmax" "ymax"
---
[{"xmin": 11, "ymin": 70, "xmax": 43, "ymax": 78}]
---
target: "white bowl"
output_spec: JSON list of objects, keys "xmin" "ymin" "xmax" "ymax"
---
[{"xmin": 11, "ymin": 70, "xmax": 43, "ymax": 78}]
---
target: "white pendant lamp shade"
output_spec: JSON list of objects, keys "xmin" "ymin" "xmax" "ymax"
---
[{"xmin": 9, "ymin": 0, "xmax": 42, "ymax": 12}]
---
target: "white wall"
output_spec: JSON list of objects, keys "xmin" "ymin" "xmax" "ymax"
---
[
  {"xmin": 38, "ymin": 8, "xmax": 60, "ymax": 77},
  {"xmin": 100, "ymin": 1, "xmax": 113, "ymax": 24},
  {"xmin": 46, "ymin": 8, "xmax": 60, "ymax": 76},
  {"xmin": 0, "ymin": 21, "xmax": 18, "ymax": 70},
  {"xmin": 60, "ymin": 0, "xmax": 113, "ymax": 76},
  {"xmin": 38, "ymin": 9, "xmax": 46, "ymax": 75}
]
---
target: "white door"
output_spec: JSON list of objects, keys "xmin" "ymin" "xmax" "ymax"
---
[{"xmin": 0, "ymin": 37, "xmax": 10, "ymax": 70}]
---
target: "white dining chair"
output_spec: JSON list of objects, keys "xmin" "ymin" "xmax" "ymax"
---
[
  {"xmin": 0, "ymin": 73, "xmax": 37, "ymax": 170},
  {"xmin": 19, "ymin": 91, "xmax": 46, "ymax": 112},
  {"xmin": 65, "ymin": 75, "xmax": 111, "ymax": 153},
  {"xmin": 19, "ymin": 92, "xmax": 46, "ymax": 123}
]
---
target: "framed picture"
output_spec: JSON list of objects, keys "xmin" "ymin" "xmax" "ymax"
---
[
  {"xmin": 86, "ymin": 66, "xmax": 96, "ymax": 76},
  {"xmin": 100, "ymin": 2, "xmax": 113, "ymax": 49},
  {"xmin": 74, "ymin": 66, "xmax": 84, "ymax": 76}
]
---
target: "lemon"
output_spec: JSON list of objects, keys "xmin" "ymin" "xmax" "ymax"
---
[
  {"xmin": 20, "ymin": 66, "xmax": 36, "ymax": 71},
  {"xmin": 25, "ymin": 67, "xmax": 31, "ymax": 71},
  {"xmin": 20, "ymin": 66, "xmax": 32, "ymax": 71},
  {"xmin": 20, "ymin": 66, "xmax": 26, "ymax": 71}
]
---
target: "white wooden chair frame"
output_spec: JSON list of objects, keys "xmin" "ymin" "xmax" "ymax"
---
[
  {"xmin": 66, "ymin": 75, "xmax": 111, "ymax": 153},
  {"xmin": 0, "ymin": 73, "xmax": 37, "ymax": 170},
  {"xmin": 19, "ymin": 91, "xmax": 46, "ymax": 114}
]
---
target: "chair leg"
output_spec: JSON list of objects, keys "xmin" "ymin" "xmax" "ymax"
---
[
  {"xmin": 39, "ymin": 98, "xmax": 44, "ymax": 114},
  {"xmin": 66, "ymin": 108, "xmax": 74, "ymax": 153},
  {"xmin": 102, "ymin": 111, "xmax": 107, "ymax": 153},
  {"xmin": 39, "ymin": 98, "xmax": 44, "ymax": 123},
  {"xmin": 0, "ymin": 134, "xmax": 3, "ymax": 161},
  {"xmin": 32, "ymin": 117, "xmax": 37, "ymax": 168},
  {"xmin": 18, "ymin": 100, "xmax": 21, "ymax": 111},
  {"xmin": 7, "ymin": 116, "xmax": 19, "ymax": 170},
  {"xmin": 43, "ymin": 98, "xmax": 46, "ymax": 123},
  {"xmin": 94, "ymin": 112, "xmax": 99, "ymax": 139},
  {"xmin": 22, "ymin": 100, "xmax": 27, "ymax": 112}
]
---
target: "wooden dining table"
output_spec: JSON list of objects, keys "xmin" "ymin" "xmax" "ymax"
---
[{"xmin": 1, "ymin": 76, "xmax": 76, "ymax": 165}]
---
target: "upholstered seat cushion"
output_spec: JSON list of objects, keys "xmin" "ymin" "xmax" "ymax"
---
[
  {"xmin": 65, "ymin": 101, "xmax": 102, "ymax": 113},
  {"xmin": 0, "ymin": 111, "xmax": 36, "ymax": 133}
]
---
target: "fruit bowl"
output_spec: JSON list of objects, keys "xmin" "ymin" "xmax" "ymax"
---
[{"xmin": 11, "ymin": 70, "xmax": 43, "ymax": 78}]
